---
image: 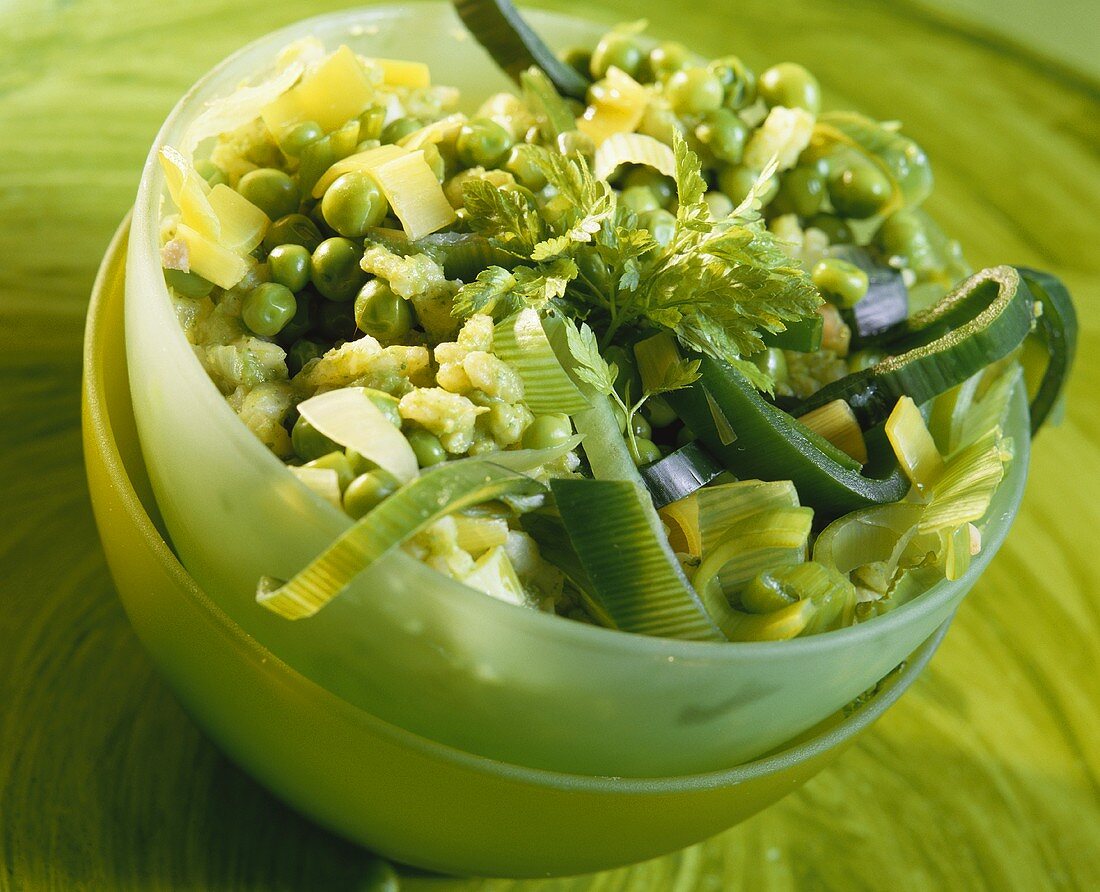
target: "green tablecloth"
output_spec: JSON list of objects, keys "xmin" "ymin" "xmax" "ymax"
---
[{"xmin": 2, "ymin": 0, "xmax": 1098, "ymax": 887}]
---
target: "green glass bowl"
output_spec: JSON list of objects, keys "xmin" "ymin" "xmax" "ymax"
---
[
  {"xmin": 122, "ymin": 3, "xmax": 1030, "ymax": 778},
  {"xmin": 86, "ymin": 217, "xmax": 950, "ymax": 877}
]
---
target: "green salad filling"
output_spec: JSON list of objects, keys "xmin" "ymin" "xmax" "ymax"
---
[{"xmin": 157, "ymin": 4, "xmax": 1075, "ymax": 641}]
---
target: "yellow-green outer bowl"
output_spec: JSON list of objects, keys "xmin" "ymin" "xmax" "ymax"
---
[
  {"xmin": 121, "ymin": 3, "xmax": 1031, "ymax": 779},
  {"xmin": 87, "ymin": 218, "xmax": 951, "ymax": 878}
]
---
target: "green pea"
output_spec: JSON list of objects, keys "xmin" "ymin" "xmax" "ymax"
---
[
  {"xmin": 280, "ymin": 121, "xmax": 324, "ymax": 157},
  {"xmin": 276, "ymin": 290, "xmax": 315, "ymax": 344},
  {"xmin": 828, "ymin": 162, "xmax": 892, "ymax": 219},
  {"xmin": 709, "ymin": 55, "xmax": 756, "ymax": 110},
  {"xmin": 555, "ymin": 129, "xmax": 596, "ymax": 162},
  {"xmin": 456, "ymin": 118, "xmax": 514, "ymax": 169},
  {"xmin": 504, "ymin": 144, "xmax": 549, "ymax": 191},
  {"xmin": 311, "ymin": 237, "xmax": 365, "ymax": 302},
  {"xmin": 237, "ymin": 168, "xmax": 300, "ymax": 221},
  {"xmin": 648, "ymin": 41, "xmax": 694, "ymax": 79},
  {"xmin": 620, "ymin": 185, "xmax": 661, "ymax": 215},
  {"xmin": 640, "ymin": 209, "xmax": 677, "ymax": 247},
  {"xmin": 643, "ymin": 395, "xmax": 678, "ymax": 429},
  {"xmin": 705, "ymin": 191, "xmax": 735, "ymax": 220},
  {"xmin": 622, "ymin": 167, "xmax": 675, "ymax": 207},
  {"xmin": 758, "ymin": 62, "xmax": 821, "ymax": 113},
  {"xmin": 163, "ymin": 268, "xmax": 214, "ymax": 299},
  {"xmin": 630, "ymin": 413, "xmax": 652, "ymax": 440},
  {"xmin": 286, "ymin": 338, "xmax": 326, "ymax": 376},
  {"xmin": 381, "ymin": 117, "xmax": 423, "ymax": 145},
  {"xmin": 676, "ymin": 425, "xmax": 697, "ymax": 448},
  {"xmin": 695, "ymin": 108, "xmax": 748, "ymax": 165},
  {"xmin": 407, "ymin": 429, "xmax": 447, "ymax": 468},
  {"xmin": 292, "ymin": 416, "xmax": 339, "ymax": 462},
  {"xmin": 359, "ymin": 388, "xmax": 402, "ymax": 427},
  {"xmin": 267, "ymin": 244, "xmax": 311, "ymax": 292},
  {"xmin": 561, "ymin": 47, "xmax": 593, "ymax": 79},
  {"xmin": 354, "ymin": 279, "xmax": 413, "ymax": 341},
  {"xmin": 522, "ymin": 414, "xmax": 574, "ymax": 451},
  {"xmin": 773, "ymin": 166, "xmax": 827, "ymax": 218},
  {"xmin": 806, "ymin": 213, "xmax": 853, "ymax": 245},
  {"xmin": 242, "ymin": 283, "xmax": 297, "ymax": 337},
  {"xmin": 665, "ymin": 67, "xmax": 724, "ymax": 115},
  {"xmin": 590, "ymin": 31, "xmax": 644, "ymax": 79},
  {"xmin": 316, "ymin": 297, "xmax": 358, "ymax": 341},
  {"xmin": 718, "ymin": 165, "xmax": 779, "ymax": 208},
  {"xmin": 263, "ymin": 213, "xmax": 323, "ymax": 253},
  {"xmin": 194, "ymin": 159, "xmax": 227, "ymax": 188},
  {"xmin": 321, "ymin": 170, "xmax": 389, "ymax": 238},
  {"xmin": 631, "ymin": 437, "xmax": 662, "ymax": 466},
  {"xmin": 812, "ymin": 258, "xmax": 869, "ymax": 308},
  {"xmin": 305, "ymin": 451, "xmax": 355, "ymax": 492},
  {"xmin": 344, "ymin": 470, "xmax": 400, "ymax": 519},
  {"xmin": 750, "ymin": 347, "xmax": 789, "ymax": 385}
]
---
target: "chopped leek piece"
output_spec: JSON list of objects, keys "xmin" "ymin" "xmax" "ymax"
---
[
  {"xmin": 164, "ymin": 224, "xmax": 249, "ymax": 290},
  {"xmin": 261, "ymin": 45, "xmax": 375, "ymax": 136},
  {"xmin": 398, "ymin": 114, "xmax": 467, "ymax": 151},
  {"xmin": 633, "ymin": 331, "xmax": 681, "ymax": 397},
  {"xmin": 454, "ymin": 515, "xmax": 510, "ymax": 556},
  {"xmin": 207, "ymin": 184, "xmax": 269, "ymax": 253},
  {"xmin": 310, "ymin": 144, "xmax": 407, "ymax": 198},
  {"xmin": 659, "ymin": 496, "xmax": 702, "ymax": 557},
  {"xmin": 639, "ymin": 442, "xmax": 724, "ymax": 509},
  {"xmin": 714, "ymin": 600, "xmax": 815, "ymax": 642},
  {"xmin": 371, "ymin": 151, "xmax": 457, "ymax": 240},
  {"xmin": 742, "ymin": 562, "xmax": 857, "ymax": 634},
  {"xmin": 577, "ymin": 68, "xmax": 648, "ymax": 145},
  {"xmin": 493, "ymin": 310, "xmax": 590, "ymax": 415},
  {"xmin": 297, "ymin": 387, "xmax": 418, "ymax": 485},
  {"xmin": 943, "ymin": 523, "xmax": 972, "ymax": 582},
  {"xmin": 813, "ymin": 501, "xmax": 923, "ymax": 576},
  {"xmin": 593, "ymin": 132, "xmax": 678, "ymax": 182},
  {"xmin": 798, "ymin": 399, "xmax": 869, "ymax": 465},
  {"xmin": 550, "ymin": 478, "xmax": 724, "ymax": 641},
  {"xmin": 158, "ymin": 146, "xmax": 219, "ymax": 240},
  {"xmin": 919, "ymin": 430, "xmax": 1007, "ymax": 533},
  {"xmin": 370, "ymin": 57, "xmax": 431, "ymax": 88},
  {"xmin": 697, "ymin": 480, "xmax": 801, "ymax": 555},
  {"xmin": 885, "ymin": 396, "xmax": 944, "ymax": 492},
  {"xmin": 459, "ymin": 545, "xmax": 528, "ymax": 605},
  {"xmin": 289, "ymin": 466, "xmax": 343, "ymax": 509},
  {"xmin": 257, "ymin": 462, "xmax": 544, "ymax": 619}
]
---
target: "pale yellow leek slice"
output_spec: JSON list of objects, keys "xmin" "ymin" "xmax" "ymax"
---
[
  {"xmin": 289, "ymin": 466, "xmax": 343, "ymax": 510},
  {"xmin": 398, "ymin": 114, "xmax": 467, "ymax": 151},
  {"xmin": 798, "ymin": 399, "xmax": 869, "ymax": 465},
  {"xmin": 659, "ymin": 496, "xmax": 701, "ymax": 557},
  {"xmin": 309, "ymin": 143, "xmax": 406, "ymax": 199},
  {"xmin": 297, "ymin": 387, "xmax": 419, "ymax": 485},
  {"xmin": 206, "ymin": 184, "xmax": 269, "ymax": 253},
  {"xmin": 372, "ymin": 150, "xmax": 457, "ymax": 240},
  {"xmin": 577, "ymin": 67, "xmax": 649, "ymax": 145},
  {"xmin": 369, "ymin": 57, "xmax": 431, "ymax": 89},
  {"xmin": 453, "ymin": 515, "xmax": 510, "ymax": 556},
  {"xmin": 459, "ymin": 545, "xmax": 528, "ymax": 606},
  {"xmin": 593, "ymin": 131, "xmax": 677, "ymax": 182},
  {"xmin": 885, "ymin": 395, "xmax": 944, "ymax": 493},
  {"xmin": 158, "ymin": 146, "xmax": 220, "ymax": 241},
  {"xmin": 261, "ymin": 45, "xmax": 374, "ymax": 136},
  {"xmin": 164, "ymin": 224, "xmax": 249, "ymax": 290}
]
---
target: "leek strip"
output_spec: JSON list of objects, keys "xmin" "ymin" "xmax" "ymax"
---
[
  {"xmin": 311, "ymin": 144, "xmax": 406, "ymax": 198},
  {"xmin": 459, "ymin": 545, "xmax": 527, "ymax": 605},
  {"xmin": 813, "ymin": 502, "xmax": 924, "ymax": 576},
  {"xmin": 717, "ymin": 600, "xmax": 815, "ymax": 642},
  {"xmin": 257, "ymin": 463, "xmax": 544, "ymax": 619},
  {"xmin": 158, "ymin": 147, "xmax": 219, "ymax": 240},
  {"xmin": 633, "ymin": 331, "xmax": 681, "ymax": 396},
  {"xmin": 696, "ymin": 480, "xmax": 801, "ymax": 555},
  {"xmin": 639, "ymin": 442, "xmax": 724, "ymax": 509},
  {"xmin": 520, "ymin": 68, "xmax": 576, "ymax": 141},
  {"xmin": 794, "ymin": 266, "xmax": 1036, "ymax": 429},
  {"xmin": 919, "ymin": 430, "xmax": 1007, "ymax": 533},
  {"xmin": 452, "ymin": 0, "xmax": 591, "ymax": 100},
  {"xmin": 398, "ymin": 114, "xmax": 467, "ymax": 151},
  {"xmin": 289, "ymin": 466, "xmax": 343, "ymax": 510},
  {"xmin": 207, "ymin": 184, "xmax": 269, "ymax": 253},
  {"xmin": 1018, "ymin": 268, "xmax": 1078, "ymax": 435},
  {"xmin": 885, "ymin": 396, "xmax": 944, "ymax": 492},
  {"xmin": 943, "ymin": 524, "xmax": 972, "ymax": 582},
  {"xmin": 371, "ymin": 151, "xmax": 457, "ymax": 240},
  {"xmin": 166, "ymin": 224, "xmax": 249, "ymax": 290},
  {"xmin": 593, "ymin": 132, "xmax": 678, "ymax": 182},
  {"xmin": 659, "ymin": 496, "xmax": 702, "ymax": 557},
  {"xmin": 519, "ymin": 512, "xmax": 599, "ymax": 612},
  {"xmin": 297, "ymin": 388, "xmax": 418, "ymax": 484},
  {"xmin": 798, "ymin": 399, "xmax": 869, "ymax": 465},
  {"xmin": 260, "ymin": 45, "xmax": 374, "ymax": 135},
  {"xmin": 550, "ymin": 478, "xmax": 724, "ymax": 640},
  {"xmin": 453, "ymin": 515, "xmax": 510, "ymax": 555},
  {"xmin": 744, "ymin": 563, "xmax": 857, "ymax": 634},
  {"xmin": 493, "ymin": 310, "xmax": 590, "ymax": 415}
]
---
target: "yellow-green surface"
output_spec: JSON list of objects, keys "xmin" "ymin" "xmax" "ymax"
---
[{"xmin": 1, "ymin": 0, "xmax": 1098, "ymax": 888}]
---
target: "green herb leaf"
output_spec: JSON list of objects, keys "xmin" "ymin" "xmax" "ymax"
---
[
  {"xmin": 563, "ymin": 321, "xmax": 616, "ymax": 395},
  {"xmin": 462, "ymin": 178, "xmax": 546, "ymax": 257}
]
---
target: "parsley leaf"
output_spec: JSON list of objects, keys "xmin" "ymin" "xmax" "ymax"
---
[
  {"xmin": 462, "ymin": 179, "xmax": 546, "ymax": 258},
  {"xmin": 452, "ymin": 258, "xmax": 578, "ymax": 321},
  {"xmin": 563, "ymin": 321, "xmax": 616, "ymax": 396}
]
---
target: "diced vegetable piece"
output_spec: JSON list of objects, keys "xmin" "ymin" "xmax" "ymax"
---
[
  {"xmin": 639, "ymin": 442, "xmax": 724, "ymax": 509},
  {"xmin": 659, "ymin": 496, "xmax": 702, "ymax": 557},
  {"xmin": 919, "ymin": 430, "xmax": 1009, "ymax": 533},
  {"xmin": 207, "ymin": 184, "xmax": 269, "ymax": 253},
  {"xmin": 593, "ymin": 132, "xmax": 677, "ymax": 182},
  {"xmin": 943, "ymin": 523, "xmax": 972, "ymax": 582},
  {"xmin": 798, "ymin": 399, "xmax": 868, "ymax": 465},
  {"xmin": 696, "ymin": 480, "xmax": 801, "ymax": 555},
  {"xmin": 371, "ymin": 57, "xmax": 431, "ymax": 88},
  {"xmin": 454, "ymin": 515, "xmax": 510, "ymax": 556},
  {"xmin": 813, "ymin": 501, "xmax": 923, "ymax": 577},
  {"xmin": 297, "ymin": 387, "xmax": 419, "ymax": 484},
  {"xmin": 158, "ymin": 146, "xmax": 219, "ymax": 239},
  {"xmin": 371, "ymin": 151, "xmax": 457, "ymax": 240},
  {"xmin": 310, "ymin": 144, "xmax": 407, "ymax": 198},
  {"xmin": 289, "ymin": 466, "xmax": 343, "ymax": 509},
  {"xmin": 494, "ymin": 310, "xmax": 590, "ymax": 415},
  {"xmin": 885, "ymin": 396, "xmax": 943, "ymax": 492},
  {"xmin": 550, "ymin": 478, "xmax": 724, "ymax": 640},
  {"xmin": 742, "ymin": 562, "xmax": 857, "ymax": 634},
  {"xmin": 257, "ymin": 462, "xmax": 545, "ymax": 619},
  {"xmin": 261, "ymin": 45, "xmax": 375, "ymax": 135},
  {"xmin": 165, "ymin": 224, "xmax": 249, "ymax": 289},
  {"xmin": 577, "ymin": 67, "xmax": 648, "ymax": 145},
  {"xmin": 460, "ymin": 545, "xmax": 528, "ymax": 605},
  {"xmin": 398, "ymin": 114, "xmax": 467, "ymax": 151}
]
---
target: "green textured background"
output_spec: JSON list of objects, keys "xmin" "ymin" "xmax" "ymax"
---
[{"xmin": 2, "ymin": 0, "xmax": 1098, "ymax": 888}]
